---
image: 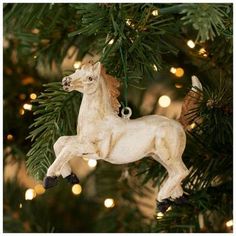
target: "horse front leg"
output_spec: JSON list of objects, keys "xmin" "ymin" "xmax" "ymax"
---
[
  {"xmin": 44, "ymin": 136, "xmax": 100, "ymax": 189},
  {"xmin": 44, "ymin": 136, "xmax": 80, "ymax": 189},
  {"xmin": 52, "ymin": 136, "xmax": 73, "ymax": 177},
  {"xmin": 44, "ymin": 146, "xmax": 81, "ymax": 188}
]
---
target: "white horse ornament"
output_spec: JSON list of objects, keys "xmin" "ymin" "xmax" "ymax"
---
[{"xmin": 43, "ymin": 61, "xmax": 201, "ymax": 204}]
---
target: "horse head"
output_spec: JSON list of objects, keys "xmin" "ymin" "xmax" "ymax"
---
[{"xmin": 62, "ymin": 61, "xmax": 101, "ymax": 94}]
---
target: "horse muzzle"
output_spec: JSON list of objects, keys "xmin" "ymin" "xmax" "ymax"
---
[{"xmin": 62, "ymin": 76, "xmax": 72, "ymax": 91}]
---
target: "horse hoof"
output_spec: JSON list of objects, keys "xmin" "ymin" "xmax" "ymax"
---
[
  {"xmin": 43, "ymin": 176, "xmax": 58, "ymax": 189},
  {"xmin": 65, "ymin": 173, "xmax": 80, "ymax": 184},
  {"xmin": 174, "ymin": 194, "xmax": 189, "ymax": 205},
  {"xmin": 156, "ymin": 198, "xmax": 172, "ymax": 213}
]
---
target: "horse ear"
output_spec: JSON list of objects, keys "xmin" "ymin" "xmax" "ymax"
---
[{"xmin": 93, "ymin": 61, "xmax": 102, "ymax": 75}]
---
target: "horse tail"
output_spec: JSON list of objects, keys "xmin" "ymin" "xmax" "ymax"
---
[{"xmin": 178, "ymin": 76, "xmax": 203, "ymax": 130}]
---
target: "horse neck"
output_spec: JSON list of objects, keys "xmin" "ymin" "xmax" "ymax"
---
[{"xmin": 78, "ymin": 78, "xmax": 115, "ymax": 124}]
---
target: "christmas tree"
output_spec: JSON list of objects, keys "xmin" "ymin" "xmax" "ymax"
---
[{"xmin": 3, "ymin": 3, "xmax": 233, "ymax": 233}]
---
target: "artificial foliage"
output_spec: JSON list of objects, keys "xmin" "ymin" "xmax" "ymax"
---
[{"xmin": 3, "ymin": 3, "xmax": 233, "ymax": 233}]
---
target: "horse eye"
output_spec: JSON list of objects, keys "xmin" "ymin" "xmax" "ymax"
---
[{"xmin": 88, "ymin": 77, "xmax": 93, "ymax": 81}]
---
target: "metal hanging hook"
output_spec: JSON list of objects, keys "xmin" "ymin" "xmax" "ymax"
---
[{"xmin": 121, "ymin": 107, "xmax": 132, "ymax": 119}]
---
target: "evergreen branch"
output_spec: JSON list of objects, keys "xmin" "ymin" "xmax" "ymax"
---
[
  {"xmin": 26, "ymin": 82, "xmax": 81, "ymax": 180},
  {"xmin": 180, "ymin": 4, "xmax": 231, "ymax": 42},
  {"xmin": 152, "ymin": 183, "xmax": 232, "ymax": 232}
]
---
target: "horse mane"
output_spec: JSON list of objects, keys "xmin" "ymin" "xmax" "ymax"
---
[{"xmin": 100, "ymin": 65, "xmax": 121, "ymax": 114}]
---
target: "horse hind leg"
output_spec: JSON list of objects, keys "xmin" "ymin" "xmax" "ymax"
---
[
  {"xmin": 152, "ymin": 150, "xmax": 177, "ymax": 202},
  {"xmin": 153, "ymin": 136, "xmax": 189, "ymax": 202}
]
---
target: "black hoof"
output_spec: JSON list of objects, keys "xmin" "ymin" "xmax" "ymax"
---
[
  {"xmin": 65, "ymin": 173, "xmax": 80, "ymax": 184},
  {"xmin": 43, "ymin": 176, "xmax": 58, "ymax": 189},
  {"xmin": 174, "ymin": 194, "xmax": 189, "ymax": 205},
  {"xmin": 156, "ymin": 198, "xmax": 172, "ymax": 213}
]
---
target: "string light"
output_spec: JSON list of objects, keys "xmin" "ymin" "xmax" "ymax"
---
[
  {"xmin": 170, "ymin": 67, "xmax": 177, "ymax": 74},
  {"xmin": 104, "ymin": 198, "xmax": 115, "ymax": 208},
  {"xmin": 175, "ymin": 67, "xmax": 184, "ymax": 78},
  {"xmin": 31, "ymin": 28, "xmax": 40, "ymax": 34},
  {"xmin": 166, "ymin": 206, "xmax": 172, "ymax": 212},
  {"xmin": 25, "ymin": 189, "xmax": 36, "ymax": 200},
  {"xmin": 73, "ymin": 61, "xmax": 82, "ymax": 69},
  {"xmin": 190, "ymin": 123, "xmax": 196, "ymax": 130},
  {"xmin": 23, "ymin": 103, "xmax": 32, "ymax": 111},
  {"xmin": 19, "ymin": 203, "xmax": 23, "ymax": 209},
  {"xmin": 158, "ymin": 95, "xmax": 171, "ymax": 108},
  {"xmin": 22, "ymin": 76, "xmax": 34, "ymax": 85},
  {"xmin": 88, "ymin": 159, "xmax": 97, "ymax": 168},
  {"xmin": 108, "ymin": 39, "xmax": 114, "ymax": 45},
  {"xmin": 226, "ymin": 219, "xmax": 233, "ymax": 227},
  {"xmin": 187, "ymin": 40, "xmax": 195, "ymax": 49},
  {"xmin": 153, "ymin": 64, "xmax": 158, "ymax": 71},
  {"xmin": 199, "ymin": 48, "xmax": 207, "ymax": 57},
  {"xmin": 199, "ymin": 48, "xmax": 206, "ymax": 54},
  {"xmin": 33, "ymin": 55, "xmax": 37, "ymax": 59},
  {"xmin": 34, "ymin": 184, "xmax": 45, "ymax": 195},
  {"xmin": 19, "ymin": 108, "xmax": 25, "ymax": 116},
  {"xmin": 30, "ymin": 93, "xmax": 37, "ymax": 100},
  {"xmin": 175, "ymin": 83, "xmax": 183, "ymax": 89},
  {"xmin": 7, "ymin": 134, "xmax": 14, "ymax": 141},
  {"xmin": 152, "ymin": 9, "xmax": 159, "ymax": 16},
  {"xmin": 126, "ymin": 19, "xmax": 132, "ymax": 26},
  {"xmin": 72, "ymin": 184, "xmax": 82, "ymax": 195},
  {"xmin": 156, "ymin": 212, "xmax": 164, "ymax": 219}
]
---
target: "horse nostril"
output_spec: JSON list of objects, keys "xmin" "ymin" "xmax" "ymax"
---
[{"xmin": 62, "ymin": 76, "xmax": 72, "ymax": 86}]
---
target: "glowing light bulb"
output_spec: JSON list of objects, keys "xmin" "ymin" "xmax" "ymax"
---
[
  {"xmin": 72, "ymin": 184, "xmax": 82, "ymax": 195},
  {"xmin": 25, "ymin": 189, "xmax": 36, "ymax": 200},
  {"xmin": 199, "ymin": 48, "xmax": 206, "ymax": 55},
  {"xmin": 34, "ymin": 184, "xmax": 45, "ymax": 195},
  {"xmin": 88, "ymin": 159, "xmax": 97, "ymax": 168},
  {"xmin": 104, "ymin": 198, "xmax": 115, "ymax": 208},
  {"xmin": 33, "ymin": 55, "xmax": 37, "ymax": 59},
  {"xmin": 22, "ymin": 76, "xmax": 34, "ymax": 85},
  {"xmin": 226, "ymin": 219, "xmax": 233, "ymax": 227},
  {"xmin": 170, "ymin": 67, "xmax": 177, "ymax": 74},
  {"xmin": 158, "ymin": 95, "xmax": 171, "ymax": 108},
  {"xmin": 19, "ymin": 203, "xmax": 23, "ymax": 208},
  {"xmin": 30, "ymin": 93, "xmax": 37, "ymax": 100},
  {"xmin": 152, "ymin": 9, "xmax": 159, "ymax": 16},
  {"xmin": 190, "ymin": 123, "xmax": 196, "ymax": 129},
  {"xmin": 175, "ymin": 67, "xmax": 184, "ymax": 78},
  {"xmin": 31, "ymin": 28, "xmax": 40, "ymax": 34},
  {"xmin": 166, "ymin": 206, "xmax": 172, "ymax": 211},
  {"xmin": 19, "ymin": 108, "xmax": 25, "ymax": 115},
  {"xmin": 153, "ymin": 64, "xmax": 158, "ymax": 71},
  {"xmin": 73, "ymin": 61, "xmax": 81, "ymax": 69},
  {"xmin": 108, "ymin": 39, "xmax": 114, "ymax": 45},
  {"xmin": 23, "ymin": 103, "xmax": 32, "ymax": 111},
  {"xmin": 7, "ymin": 134, "xmax": 13, "ymax": 141},
  {"xmin": 199, "ymin": 48, "xmax": 207, "ymax": 57},
  {"xmin": 187, "ymin": 40, "xmax": 195, "ymax": 48},
  {"xmin": 126, "ymin": 19, "xmax": 132, "ymax": 26},
  {"xmin": 156, "ymin": 212, "xmax": 164, "ymax": 219},
  {"xmin": 175, "ymin": 83, "xmax": 183, "ymax": 89}
]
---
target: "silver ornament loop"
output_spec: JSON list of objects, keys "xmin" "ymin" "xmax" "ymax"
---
[{"xmin": 121, "ymin": 107, "xmax": 132, "ymax": 119}]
